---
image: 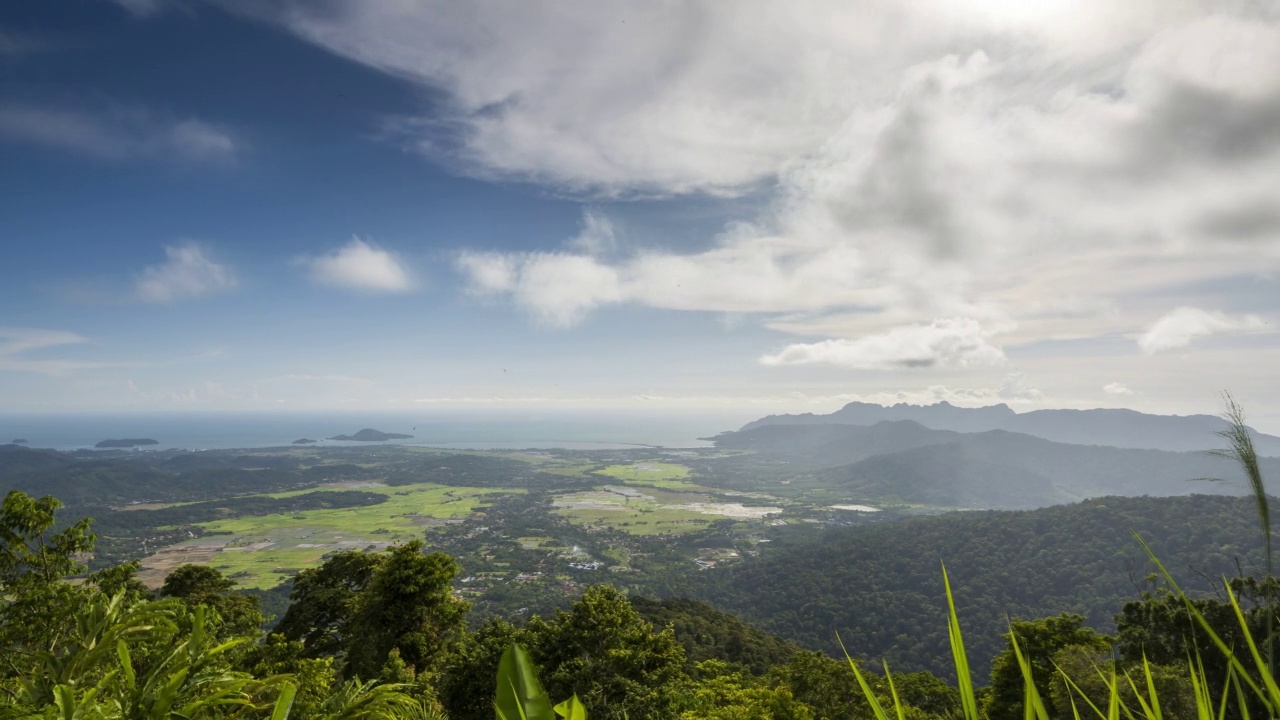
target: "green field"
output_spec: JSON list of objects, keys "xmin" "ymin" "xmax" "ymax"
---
[
  {"xmin": 551, "ymin": 487, "xmax": 754, "ymax": 535},
  {"xmin": 595, "ymin": 462, "xmax": 704, "ymax": 490},
  {"xmin": 159, "ymin": 484, "xmax": 516, "ymax": 589}
]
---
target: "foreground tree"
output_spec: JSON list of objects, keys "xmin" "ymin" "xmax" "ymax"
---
[
  {"xmin": 525, "ymin": 586, "xmax": 689, "ymax": 720},
  {"xmin": 276, "ymin": 549, "xmax": 385, "ymax": 658},
  {"xmin": 344, "ymin": 540, "xmax": 469, "ymax": 680},
  {"xmin": 0, "ymin": 491, "xmax": 96, "ymax": 675},
  {"xmin": 161, "ymin": 563, "xmax": 266, "ymax": 639}
]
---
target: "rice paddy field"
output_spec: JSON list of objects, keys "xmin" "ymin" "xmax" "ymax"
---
[
  {"xmin": 551, "ymin": 485, "xmax": 782, "ymax": 535},
  {"xmin": 594, "ymin": 462, "xmax": 706, "ymax": 490},
  {"xmin": 139, "ymin": 483, "xmax": 516, "ymax": 589}
]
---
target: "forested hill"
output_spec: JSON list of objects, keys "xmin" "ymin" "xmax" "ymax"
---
[
  {"xmin": 678, "ymin": 494, "xmax": 1271, "ymax": 679},
  {"xmin": 710, "ymin": 421, "xmax": 1273, "ymax": 508},
  {"xmin": 738, "ymin": 401, "xmax": 1280, "ymax": 454},
  {"xmin": 813, "ymin": 428, "xmax": 1275, "ymax": 508}
]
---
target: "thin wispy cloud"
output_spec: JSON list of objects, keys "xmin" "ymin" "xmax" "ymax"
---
[
  {"xmin": 0, "ymin": 327, "xmax": 119, "ymax": 375},
  {"xmin": 302, "ymin": 238, "xmax": 414, "ymax": 293},
  {"xmin": 135, "ymin": 243, "xmax": 238, "ymax": 303},
  {"xmin": 0, "ymin": 102, "xmax": 241, "ymax": 163}
]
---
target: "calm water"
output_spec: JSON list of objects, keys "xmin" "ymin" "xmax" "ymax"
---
[{"xmin": 0, "ymin": 411, "xmax": 747, "ymax": 452}]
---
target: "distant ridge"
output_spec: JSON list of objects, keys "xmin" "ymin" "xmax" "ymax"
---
[{"xmin": 740, "ymin": 401, "xmax": 1280, "ymax": 454}]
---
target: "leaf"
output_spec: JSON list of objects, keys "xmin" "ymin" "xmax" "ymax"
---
[
  {"xmin": 271, "ymin": 683, "xmax": 298, "ymax": 720},
  {"xmin": 495, "ymin": 644, "xmax": 555, "ymax": 720},
  {"xmin": 1009, "ymin": 630, "xmax": 1050, "ymax": 720},
  {"xmin": 553, "ymin": 695, "xmax": 587, "ymax": 720},
  {"xmin": 837, "ymin": 635, "xmax": 891, "ymax": 720},
  {"xmin": 942, "ymin": 563, "xmax": 981, "ymax": 720}
]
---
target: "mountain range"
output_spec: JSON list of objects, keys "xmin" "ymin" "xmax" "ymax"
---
[
  {"xmin": 712, "ymin": 402, "xmax": 1280, "ymax": 509},
  {"xmin": 739, "ymin": 401, "xmax": 1280, "ymax": 455}
]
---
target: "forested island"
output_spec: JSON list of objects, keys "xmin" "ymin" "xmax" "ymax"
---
[
  {"xmin": 94, "ymin": 438, "xmax": 160, "ymax": 448},
  {"xmin": 327, "ymin": 429, "xmax": 413, "ymax": 441}
]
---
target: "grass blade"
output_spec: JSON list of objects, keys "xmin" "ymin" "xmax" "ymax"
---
[{"xmin": 942, "ymin": 563, "xmax": 980, "ymax": 720}]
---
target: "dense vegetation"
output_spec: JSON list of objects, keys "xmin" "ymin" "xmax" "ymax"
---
[
  {"xmin": 684, "ymin": 495, "xmax": 1271, "ymax": 678},
  {"xmin": 6, "ymin": 485, "xmax": 1280, "ymax": 720}
]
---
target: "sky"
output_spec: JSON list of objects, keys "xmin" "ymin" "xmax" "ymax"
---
[{"xmin": 2, "ymin": 0, "xmax": 1279, "ymax": 430}]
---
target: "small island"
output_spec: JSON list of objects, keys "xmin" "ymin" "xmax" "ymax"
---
[
  {"xmin": 11, "ymin": 439, "xmax": 27, "ymax": 444},
  {"xmin": 292, "ymin": 438, "xmax": 318, "ymax": 445},
  {"xmin": 95, "ymin": 438, "xmax": 160, "ymax": 448},
  {"xmin": 327, "ymin": 428, "xmax": 413, "ymax": 442}
]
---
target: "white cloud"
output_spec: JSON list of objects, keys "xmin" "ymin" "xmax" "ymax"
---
[
  {"xmin": 1103, "ymin": 382, "xmax": 1135, "ymax": 395},
  {"xmin": 0, "ymin": 328, "xmax": 118, "ymax": 375},
  {"xmin": 759, "ymin": 318, "xmax": 1008, "ymax": 370},
  {"xmin": 135, "ymin": 243, "xmax": 238, "ymax": 303},
  {"xmin": 303, "ymin": 238, "xmax": 414, "ymax": 293},
  {"xmin": 1138, "ymin": 307, "xmax": 1269, "ymax": 354},
  {"xmin": 226, "ymin": 1, "xmax": 1280, "ymax": 370},
  {"xmin": 0, "ymin": 103, "xmax": 241, "ymax": 163},
  {"xmin": 458, "ymin": 251, "xmax": 622, "ymax": 326}
]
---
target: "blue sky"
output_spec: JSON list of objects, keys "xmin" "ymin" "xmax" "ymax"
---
[{"xmin": 2, "ymin": 1, "xmax": 1279, "ymax": 431}]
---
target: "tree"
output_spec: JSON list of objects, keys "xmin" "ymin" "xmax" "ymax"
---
[
  {"xmin": 239, "ymin": 634, "xmax": 338, "ymax": 720},
  {"xmin": 344, "ymin": 541, "xmax": 469, "ymax": 680},
  {"xmin": 765, "ymin": 651, "xmax": 879, "ymax": 720},
  {"xmin": 983, "ymin": 613, "xmax": 1110, "ymax": 720},
  {"xmin": 276, "ymin": 549, "xmax": 385, "ymax": 658},
  {"xmin": 0, "ymin": 491, "xmax": 96, "ymax": 672},
  {"xmin": 160, "ymin": 563, "xmax": 265, "ymax": 639},
  {"xmin": 438, "ymin": 618, "xmax": 523, "ymax": 720},
  {"xmin": 524, "ymin": 585, "xmax": 689, "ymax": 720},
  {"xmin": 679, "ymin": 660, "xmax": 813, "ymax": 720}
]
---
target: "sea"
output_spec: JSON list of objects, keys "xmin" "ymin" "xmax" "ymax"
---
[{"xmin": 0, "ymin": 410, "xmax": 751, "ymax": 452}]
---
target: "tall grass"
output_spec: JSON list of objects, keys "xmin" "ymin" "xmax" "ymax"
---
[
  {"xmin": 1206, "ymin": 392, "xmax": 1273, "ymax": 678},
  {"xmin": 849, "ymin": 557, "xmax": 1280, "ymax": 720}
]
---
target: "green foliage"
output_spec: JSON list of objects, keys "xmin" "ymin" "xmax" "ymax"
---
[
  {"xmin": 276, "ymin": 550, "xmax": 385, "ymax": 658},
  {"xmin": 629, "ymin": 597, "xmax": 798, "ymax": 675},
  {"xmin": 679, "ymin": 661, "xmax": 813, "ymax": 720},
  {"xmin": 438, "ymin": 619, "xmax": 523, "ymax": 720},
  {"xmin": 687, "ymin": 495, "xmax": 1271, "ymax": 679},
  {"xmin": 240, "ymin": 635, "xmax": 339, "ymax": 720},
  {"xmin": 6, "ymin": 592, "xmax": 283, "ymax": 720},
  {"xmin": 983, "ymin": 614, "xmax": 1111, "ymax": 719},
  {"xmin": 160, "ymin": 564, "xmax": 266, "ymax": 640},
  {"xmin": 523, "ymin": 586, "xmax": 688, "ymax": 720},
  {"xmin": 344, "ymin": 541, "xmax": 469, "ymax": 680},
  {"xmin": 1, "ymin": 491, "xmax": 98, "ymax": 676},
  {"xmin": 494, "ymin": 644, "xmax": 556, "ymax": 720}
]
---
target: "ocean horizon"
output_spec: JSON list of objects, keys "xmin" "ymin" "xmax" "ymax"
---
[{"xmin": 0, "ymin": 410, "xmax": 747, "ymax": 452}]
